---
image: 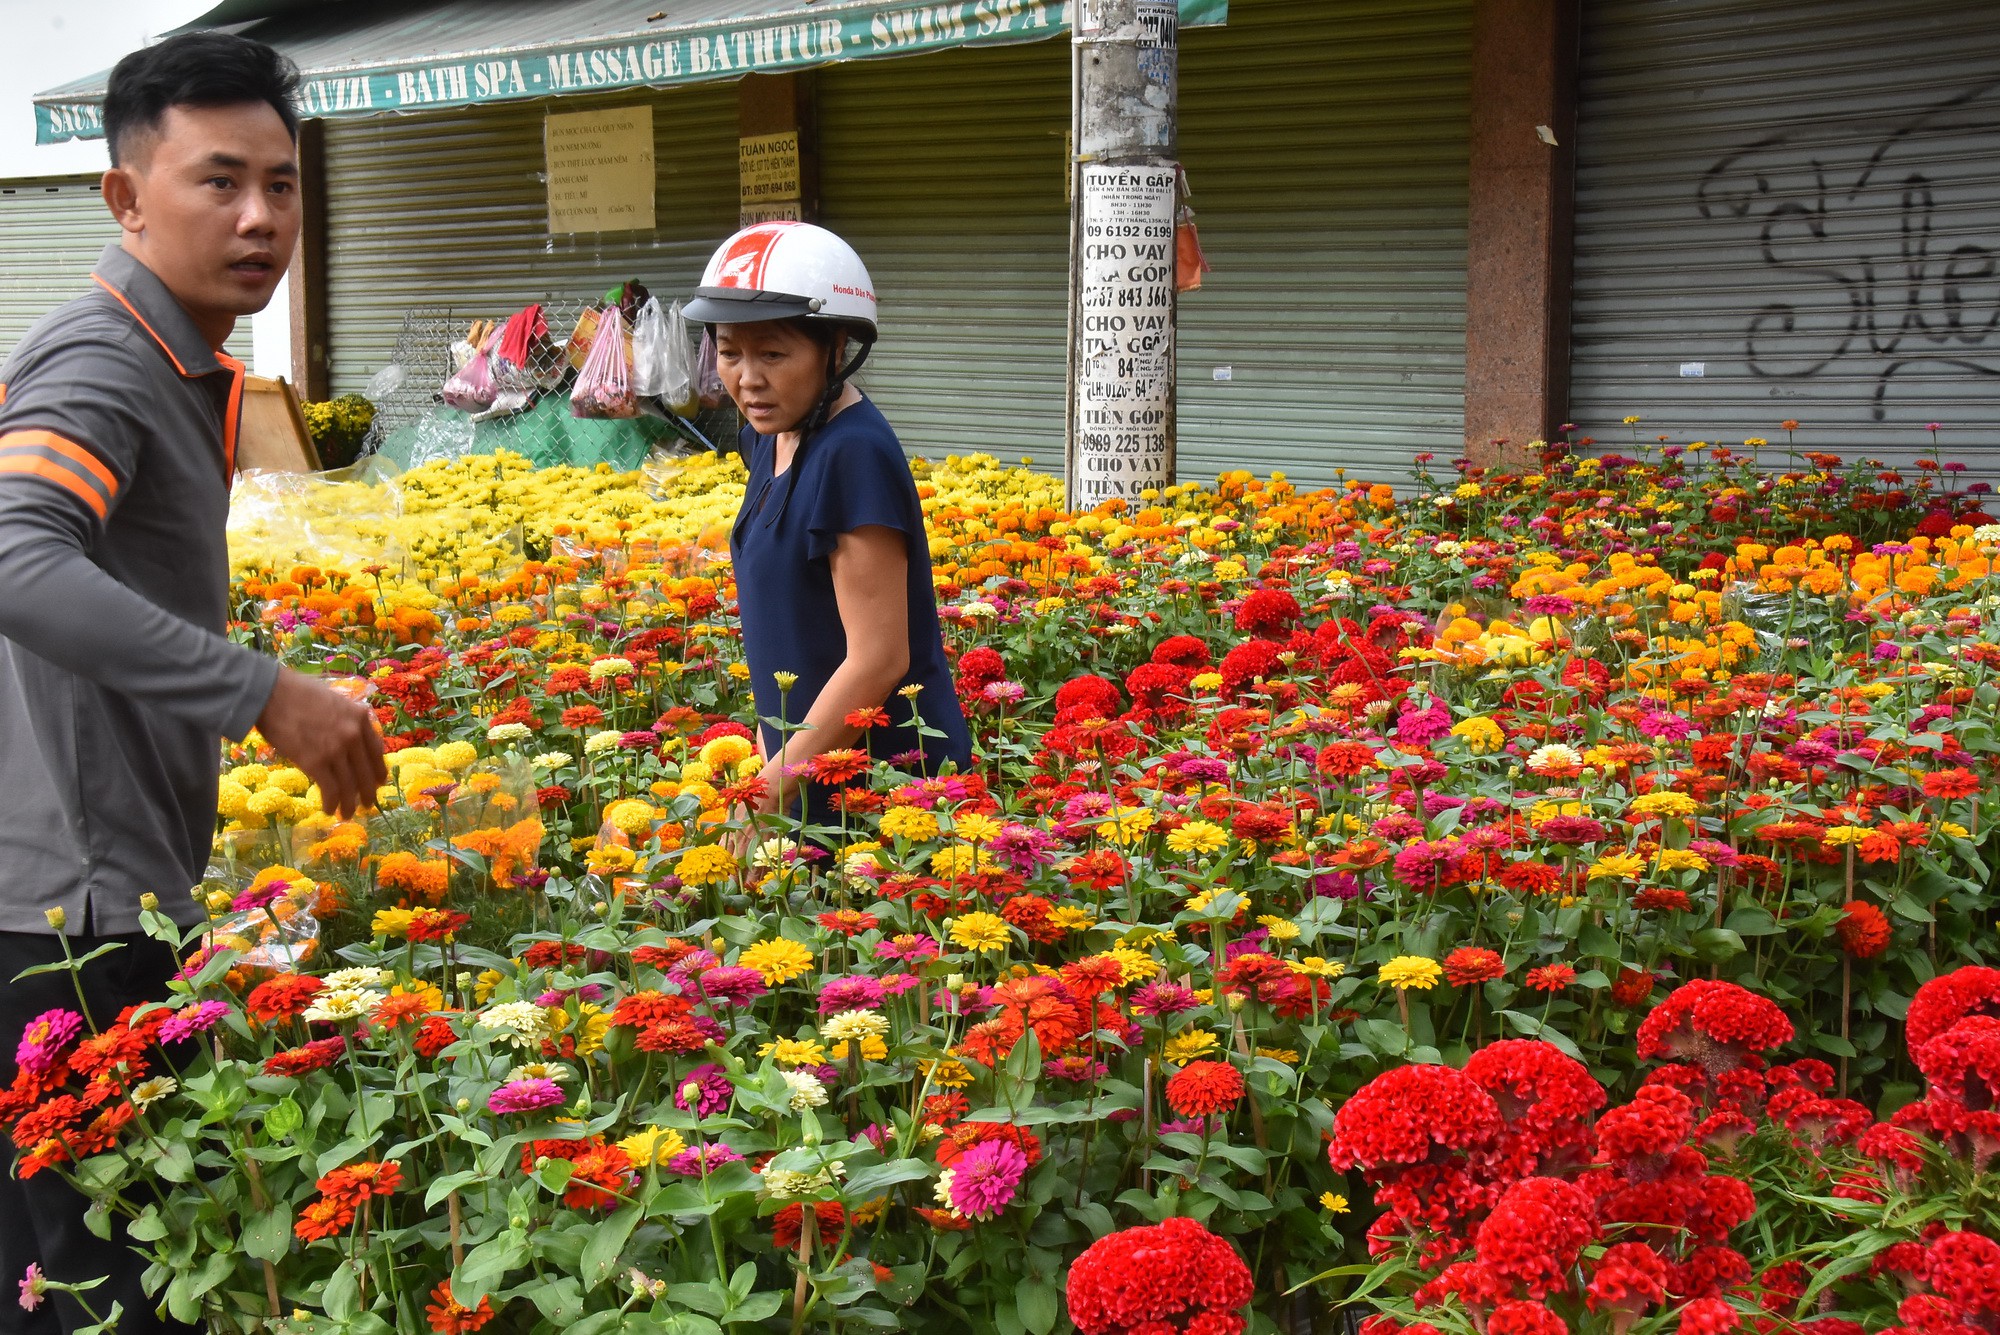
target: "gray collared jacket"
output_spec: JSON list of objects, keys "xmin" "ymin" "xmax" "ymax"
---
[{"xmin": 0, "ymin": 244, "xmax": 279, "ymax": 935}]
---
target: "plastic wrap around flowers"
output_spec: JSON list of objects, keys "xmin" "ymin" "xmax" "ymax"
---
[{"xmin": 1065, "ymin": 1217, "xmax": 1254, "ymax": 1335}]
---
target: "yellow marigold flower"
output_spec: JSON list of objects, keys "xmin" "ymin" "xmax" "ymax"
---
[
  {"xmin": 1166, "ymin": 820, "xmax": 1229, "ymax": 855},
  {"xmin": 948, "ymin": 912, "xmax": 1011, "ymax": 954},
  {"xmin": 1630, "ymin": 792, "xmax": 1702, "ymax": 818},
  {"xmin": 603, "ymin": 799, "xmax": 657, "ymax": 839},
  {"xmin": 618, "ymin": 1126, "xmax": 688, "ymax": 1168},
  {"xmin": 265, "ymin": 766, "xmax": 311, "ymax": 795},
  {"xmin": 880, "ymin": 806, "xmax": 941, "ymax": 842},
  {"xmin": 215, "ymin": 780, "xmax": 253, "ymax": 820},
  {"xmin": 1588, "ymin": 853, "xmax": 1646, "ymax": 880},
  {"xmin": 677, "ymin": 760, "xmax": 715, "ymax": 784},
  {"xmin": 246, "ymin": 787, "xmax": 294, "ymax": 818},
  {"xmin": 741, "ymin": 938, "xmax": 815, "ymax": 985},
  {"xmin": 433, "ymin": 741, "xmax": 478, "ymax": 772},
  {"xmin": 1379, "ymin": 956, "xmax": 1442, "ymax": 991},
  {"xmin": 677, "ymin": 844, "xmax": 737, "ymax": 886}
]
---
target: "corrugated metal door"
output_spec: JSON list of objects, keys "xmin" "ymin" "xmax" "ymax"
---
[
  {"xmin": 1571, "ymin": 0, "xmax": 2000, "ymax": 478},
  {"xmin": 818, "ymin": 0, "xmax": 1472, "ymax": 486},
  {"xmin": 0, "ymin": 177, "xmax": 255, "ymax": 365},
  {"xmin": 1177, "ymin": 0, "xmax": 1471, "ymax": 486},
  {"xmin": 321, "ymin": 85, "xmax": 738, "ymax": 395},
  {"xmin": 818, "ymin": 41, "xmax": 1071, "ymax": 467}
]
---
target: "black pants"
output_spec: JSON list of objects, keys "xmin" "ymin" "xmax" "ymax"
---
[{"xmin": 0, "ymin": 930, "xmax": 197, "ymax": 1335}]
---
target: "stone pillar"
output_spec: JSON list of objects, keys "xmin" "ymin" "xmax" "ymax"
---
[
  {"xmin": 287, "ymin": 118, "xmax": 329, "ymax": 400},
  {"xmin": 1463, "ymin": 0, "xmax": 1579, "ymax": 468}
]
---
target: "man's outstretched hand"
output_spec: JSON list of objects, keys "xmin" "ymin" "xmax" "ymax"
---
[{"xmin": 255, "ymin": 666, "xmax": 388, "ymax": 819}]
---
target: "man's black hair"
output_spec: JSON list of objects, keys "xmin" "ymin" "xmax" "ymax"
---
[{"xmin": 103, "ymin": 31, "xmax": 300, "ymax": 166}]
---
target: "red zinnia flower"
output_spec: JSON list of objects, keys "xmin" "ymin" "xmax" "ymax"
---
[
  {"xmin": 1443, "ymin": 947, "xmax": 1506, "ymax": 987},
  {"xmin": 808, "ymin": 749, "xmax": 870, "ymax": 784},
  {"xmin": 246, "ymin": 973, "xmax": 325, "ymax": 1023},
  {"xmin": 772, "ymin": 1200, "xmax": 845, "ymax": 1250},
  {"xmin": 1920, "ymin": 767, "xmax": 1980, "ymax": 800},
  {"xmin": 1525, "ymin": 964, "xmax": 1576, "ymax": 993},
  {"xmin": 293, "ymin": 1195, "xmax": 356, "ymax": 1242},
  {"xmin": 425, "ymin": 1281, "xmax": 497, "ymax": 1334},
  {"xmin": 1835, "ymin": 901, "xmax": 1891, "ymax": 958},
  {"xmin": 1165, "ymin": 1060, "xmax": 1246, "ymax": 1118}
]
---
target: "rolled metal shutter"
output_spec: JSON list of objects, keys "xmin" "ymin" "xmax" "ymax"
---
[
  {"xmin": 1176, "ymin": 0, "xmax": 1471, "ymax": 487},
  {"xmin": 0, "ymin": 178, "xmax": 253, "ymax": 365},
  {"xmin": 818, "ymin": 41, "xmax": 1071, "ymax": 467},
  {"xmin": 1571, "ymin": 0, "xmax": 2000, "ymax": 479},
  {"xmin": 819, "ymin": 0, "xmax": 1471, "ymax": 487},
  {"xmin": 321, "ymin": 85, "xmax": 738, "ymax": 395}
]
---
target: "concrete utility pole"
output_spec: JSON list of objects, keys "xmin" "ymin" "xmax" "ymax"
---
[{"xmin": 1065, "ymin": 0, "xmax": 1179, "ymax": 510}]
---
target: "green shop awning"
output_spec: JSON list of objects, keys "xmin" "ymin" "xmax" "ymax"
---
[{"xmin": 35, "ymin": 0, "xmax": 1226, "ymax": 144}]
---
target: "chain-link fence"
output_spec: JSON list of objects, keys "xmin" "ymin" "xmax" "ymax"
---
[{"xmin": 357, "ymin": 298, "xmax": 742, "ymax": 472}]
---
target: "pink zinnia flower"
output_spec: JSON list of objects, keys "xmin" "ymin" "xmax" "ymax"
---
[
  {"xmin": 16, "ymin": 1010, "xmax": 83, "ymax": 1076},
  {"xmin": 674, "ymin": 1063, "xmax": 735, "ymax": 1117},
  {"xmin": 1130, "ymin": 981, "xmax": 1198, "ymax": 1017},
  {"xmin": 875, "ymin": 935, "xmax": 940, "ymax": 964},
  {"xmin": 946, "ymin": 1139, "xmax": 1027, "ymax": 1219},
  {"xmin": 697, "ymin": 966, "xmax": 768, "ymax": 1007},
  {"xmin": 666, "ymin": 1143, "xmax": 743, "ymax": 1176},
  {"xmin": 18, "ymin": 1263, "xmax": 45, "ymax": 1313},
  {"xmin": 232, "ymin": 877, "xmax": 297, "ymax": 911},
  {"xmin": 817, "ymin": 976, "xmax": 886, "ymax": 1015},
  {"xmin": 488, "ymin": 1078, "xmax": 565, "ymax": 1115},
  {"xmin": 157, "ymin": 1000, "xmax": 231, "ymax": 1044}
]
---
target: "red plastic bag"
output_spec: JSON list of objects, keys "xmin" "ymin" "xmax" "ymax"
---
[
  {"xmin": 491, "ymin": 303, "xmax": 548, "ymax": 391},
  {"xmin": 571, "ymin": 307, "xmax": 638, "ymax": 419}
]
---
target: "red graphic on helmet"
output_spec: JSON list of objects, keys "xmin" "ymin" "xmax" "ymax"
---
[{"xmin": 712, "ymin": 223, "xmax": 791, "ymax": 290}]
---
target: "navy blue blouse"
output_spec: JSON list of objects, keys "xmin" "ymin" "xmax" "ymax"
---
[{"xmin": 729, "ymin": 396, "xmax": 972, "ymax": 820}]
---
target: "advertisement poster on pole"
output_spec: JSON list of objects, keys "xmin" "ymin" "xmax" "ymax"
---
[{"xmin": 1072, "ymin": 163, "xmax": 1177, "ymax": 507}]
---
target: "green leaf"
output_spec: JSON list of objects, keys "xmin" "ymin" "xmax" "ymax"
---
[
  {"xmin": 1692, "ymin": 927, "xmax": 1746, "ymax": 962},
  {"xmin": 263, "ymin": 1096, "xmax": 304, "ymax": 1140},
  {"xmin": 842, "ymin": 1158, "xmax": 934, "ymax": 1199},
  {"xmin": 241, "ymin": 1206, "xmax": 291, "ymax": 1262},
  {"xmin": 320, "ymin": 1261, "xmax": 360, "ymax": 1322},
  {"xmin": 722, "ymin": 1290, "xmax": 783, "ymax": 1324},
  {"xmin": 581, "ymin": 1204, "xmax": 643, "ymax": 1290},
  {"xmin": 1018, "ymin": 1279, "xmax": 1060, "ymax": 1335},
  {"xmin": 453, "ymin": 1233, "xmax": 527, "ymax": 1307}
]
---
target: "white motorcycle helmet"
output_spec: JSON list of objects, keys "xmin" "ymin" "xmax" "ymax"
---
[{"xmin": 685, "ymin": 221, "xmax": 879, "ymax": 343}]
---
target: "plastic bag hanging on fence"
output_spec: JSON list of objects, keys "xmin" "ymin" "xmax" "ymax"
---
[
  {"xmin": 490, "ymin": 304, "xmax": 546, "ymax": 391},
  {"xmin": 441, "ymin": 323, "xmax": 497, "ymax": 413},
  {"xmin": 630, "ymin": 297, "xmax": 670, "ymax": 398},
  {"xmin": 661, "ymin": 301, "xmax": 698, "ymax": 414},
  {"xmin": 571, "ymin": 306, "xmax": 640, "ymax": 419},
  {"xmin": 695, "ymin": 325, "xmax": 725, "ymax": 409}
]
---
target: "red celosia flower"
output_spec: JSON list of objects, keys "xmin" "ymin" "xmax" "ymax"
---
[
  {"xmin": 1065, "ymin": 1216, "xmax": 1254, "ymax": 1335},
  {"xmin": 1487, "ymin": 1300, "xmax": 1567, "ymax": 1335},
  {"xmin": 1585, "ymin": 1242, "xmax": 1670, "ymax": 1312},
  {"xmin": 1677, "ymin": 1296, "xmax": 1739, "ymax": 1335},
  {"xmin": 1166, "ymin": 1061, "xmax": 1246, "ymax": 1119},
  {"xmin": 1597, "ymin": 1085, "xmax": 1695, "ymax": 1163},
  {"xmin": 1906, "ymin": 967, "xmax": 2000, "ymax": 1050},
  {"xmin": 1234, "ymin": 588, "xmax": 1301, "ymax": 636},
  {"xmin": 425, "ymin": 1281, "xmax": 497, "ymax": 1334},
  {"xmin": 1474, "ymin": 1177, "xmax": 1596, "ymax": 1298},
  {"xmin": 1462, "ymin": 1039, "xmax": 1605, "ymax": 1162},
  {"xmin": 1444, "ymin": 948, "xmax": 1506, "ymax": 987},
  {"xmin": 1635, "ymin": 980, "xmax": 1794, "ymax": 1070},
  {"xmin": 1835, "ymin": 901, "xmax": 1891, "ymax": 958},
  {"xmin": 1926, "ymin": 1231, "xmax": 2000, "ymax": 1318},
  {"xmin": 1414, "ymin": 1261, "xmax": 1508, "ymax": 1311},
  {"xmin": 1329, "ymin": 1065, "xmax": 1502, "ymax": 1176}
]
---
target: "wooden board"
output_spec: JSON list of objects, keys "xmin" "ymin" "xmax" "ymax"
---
[{"xmin": 235, "ymin": 374, "xmax": 322, "ymax": 474}]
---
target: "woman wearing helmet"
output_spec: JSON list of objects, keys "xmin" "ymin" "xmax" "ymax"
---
[{"xmin": 686, "ymin": 222, "xmax": 972, "ymax": 829}]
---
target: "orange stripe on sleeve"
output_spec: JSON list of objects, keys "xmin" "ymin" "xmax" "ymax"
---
[
  {"xmin": 0, "ymin": 431, "xmax": 119, "ymax": 499},
  {"xmin": 0, "ymin": 455, "xmax": 109, "ymax": 520}
]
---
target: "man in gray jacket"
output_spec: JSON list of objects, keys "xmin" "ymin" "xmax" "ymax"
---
[{"xmin": 0, "ymin": 32, "xmax": 386, "ymax": 1335}]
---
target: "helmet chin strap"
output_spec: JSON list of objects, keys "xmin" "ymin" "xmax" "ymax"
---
[{"xmin": 762, "ymin": 335, "xmax": 876, "ymax": 531}]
